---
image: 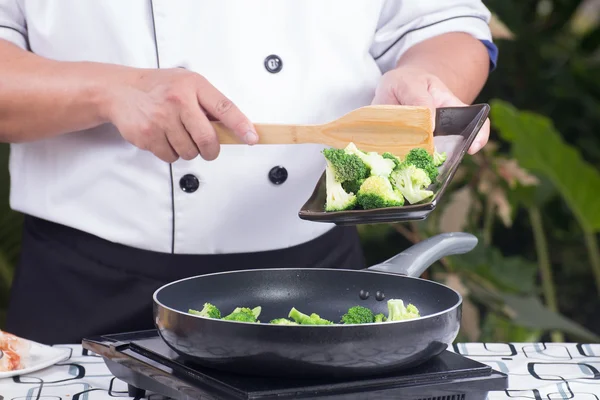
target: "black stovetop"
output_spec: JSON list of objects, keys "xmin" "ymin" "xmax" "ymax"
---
[{"xmin": 82, "ymin": 330, "xmax": 507, "ymax": 400}]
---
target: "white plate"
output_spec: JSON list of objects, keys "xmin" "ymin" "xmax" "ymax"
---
[{"xmin": 0, "ymin": 340, "xmax": 71, "ymax": 379}]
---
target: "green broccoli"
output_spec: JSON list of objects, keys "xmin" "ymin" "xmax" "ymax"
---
[
  {"xmin": 324, "ymin": 160, "xmax": 358, "ymax": 211},
  {"xmin": 269, "ymin": 318, "xmax": 299, "ymax": 325},
  {"xmin": 387, "ymin": 299, "xmax": 420, "ymax": 321},
  {"xmin": 322, "ymin": 148, "xmax": 370, "ymax": 183},
  {"xmin": 188, "ymin": 303, "xmax": 221, "ymax": 319},
  {"xmin": 340, "ymin": 305, "xmax": 375, "ymax": 324},
  {"xmin": 344, "ymin": 143, "xmax": 396, "ymax": 178},
  {"xmin": 288, "ymin": 307, "xmax": 334, "ymax": 325},
  {"xmin": 432, "ymin": 147, "xmax": 447, "ymax": 167},
  {"xmin": 390, "ymin": 164, "xmax": 434, "ymax": 204},
  {"xmin": 404, "ymin": 148, "xmax": 439, "ymax": 182},
  {"xmin": 222, "ymin": 306, "xmax": 262, "ymax": 323},
  {"xmin": 342, "ymin": 179, "xmax": 365, "ymax": 196},
  {"xmin": 356, "ymin": 175, "xmax": 405, "ymax": 209},
  {"xmin": 235, "ymin": 306, "xmax": 261, "ymax": 319},
  {"xmin": 222, "ymin": 312, "xmax": 257, "ymax": 322},
  {"xmin": 382, "ymin": 152, "xmax": 402, "ymax": 169},
  {"xmin": 374, "ymin": 313, "xmax": 387, "ymax": 323}
]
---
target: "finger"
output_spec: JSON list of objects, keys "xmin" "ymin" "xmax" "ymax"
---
[
  {"xmin": 180, "ymin": 101, "xmax": 220, "ymax": 161},
  {"xmin": 427, "ymin": 80, "xmax": 490, "ymax": 154},
  {"xmin": 164, "ymin": 119, "xmax": 200, "ymax": 161},
  {"xmin": 373, "ymin": 75, "xmax": 437, "ymax": 129},
  {"xmin": 429, "ymin": 88, "xmax": 466, "ymax": 108},
  {"xmin": 371, "ymin": 80, "xmax": 400, "ymax": 106},
  {"xmin": 149, "ymin": 134, "xmax": 179, "ymax": 163},
  {"xmin": 427, "ymin": 77, "xmax": 467, "ymax": 108},
  {"xmin": 396, "ymin": 80, "xmax": 437, "ymax": 129},
  {"xmin": 468, "ymin": 117, "xmax": 490, "ymax": 155},
  {"xmin": 195, "ymin": 77, "xmax": 258, "ymax": 145}
]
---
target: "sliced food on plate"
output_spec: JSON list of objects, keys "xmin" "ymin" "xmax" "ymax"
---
[{"xmin": 0, "ymin": 330, "xmax": 31, "ymax": 372}]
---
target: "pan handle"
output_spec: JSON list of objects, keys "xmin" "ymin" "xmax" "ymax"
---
[{"xmin": 367, "ymin": 232, "xmax": 478, "ymax": 277}]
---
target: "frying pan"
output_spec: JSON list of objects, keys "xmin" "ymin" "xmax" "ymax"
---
[{"xmin": 153, "ymin": 232, "xmax": 476, "ymax": 379}]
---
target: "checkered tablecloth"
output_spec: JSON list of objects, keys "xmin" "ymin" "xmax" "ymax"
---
[{"xmin": 2, "ymin": 342, "xmax": 600, "ymax": 399}]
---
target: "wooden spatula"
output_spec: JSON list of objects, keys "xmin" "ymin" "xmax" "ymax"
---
[{"xmin": 210, "ymin": 105, "xmax": 434, "ymax": 156}]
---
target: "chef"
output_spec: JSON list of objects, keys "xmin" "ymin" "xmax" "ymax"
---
[{"xmin": 0, "ymin": 1, "xmax": 497, "ymax": 344}]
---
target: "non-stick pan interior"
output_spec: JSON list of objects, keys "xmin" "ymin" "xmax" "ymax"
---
[{"xmin": 155, "ymin": 269, "xmax": 460, "ymax": 323}]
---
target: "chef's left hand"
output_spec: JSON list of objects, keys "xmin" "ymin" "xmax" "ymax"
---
[{"xmin": 371, "ymin": 66, "xmax": 490, "ymax": 155}]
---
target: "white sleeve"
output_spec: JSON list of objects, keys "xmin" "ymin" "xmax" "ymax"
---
[
  {"xmin": 0, "ymin": 0, "xmax": 28, "ymax": 49},
  {"xmin": 370, "ymin": 0, "xmax": 493, "ymax": 73}
]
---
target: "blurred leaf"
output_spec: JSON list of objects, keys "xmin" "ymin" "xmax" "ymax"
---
[
  {"xmin": 490, "ymin": 12, "xmax": 516, "ymax": 40},
  {"xmin": 480, "ymin": 313, "xmax": 542, "ymax": 343},
  {"xmin": 358, "ymin": 224, "xmax": 406, "ymax": 266},
  {"xmin": 449, "ymin": 239, "xmax": 538, "ymax": 294},
  {"xmin": 357, "ymin": 224, "xmax": 394, "ymax": 243},
  {"xmin": 538, "ymin": 0, "xmax": 586, "ymax": 35},
  {"xmin": 509, "ymin": 175, "xmax": 557, "ymax": 209},
  {"xmin": 490, "ymin": 187, "xmax": 513, "ymax": 227},
  {"xmin": 496, "ymin": 158, "xmax": 540, "ymax": 189},
  {"xmin": 580, "ymin": 23, "xmax": 600, "ymax": 51},
  {"xmin": 501, "ymin": 293, "xmax": 600, "ymax": 342},
  {"xmin": 438, "ymin": 186, "xmax": 473, "ymax": 233},
  {"xmin": 464, "ymin": 273, "xmax": 599, "ymax": 342},
  {"xmin": 442, "ymin": 273, "xmax": 481, "ymax": 341},
  {"xmin": 490, "ymin": 99, "xmax": 600, "ymax": 233},
  {"xmin": 476, "ymin": 169, "xmax": 497, "ymax": 196}
]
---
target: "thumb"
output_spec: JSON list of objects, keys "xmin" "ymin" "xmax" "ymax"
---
[
  {"xmin": 372, "ymin": 80, "xmax": 436, "ymax": 129},
  {"xmin": 427, "ymin": 83, "xmax": 490, "ymax": 154}
]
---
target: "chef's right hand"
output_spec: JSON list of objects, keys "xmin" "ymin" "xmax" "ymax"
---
[{"xmin": 107, "ymin": 67, "xmax": 258, "ymax": 163}]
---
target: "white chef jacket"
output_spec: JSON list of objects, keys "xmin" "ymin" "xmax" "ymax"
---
[{"xmin": 0, "ymin": 1, "xmax": 495, "ymax": 255}]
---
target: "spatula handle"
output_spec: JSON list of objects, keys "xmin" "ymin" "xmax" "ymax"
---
[{"xmin": 211, "ymin": 122, "xmax": 315, "ymax": 145}]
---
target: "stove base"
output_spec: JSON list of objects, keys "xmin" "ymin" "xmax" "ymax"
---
[
  {"xmin": 122, "ymin": 378, "xmax": 500, "ymax": 400},
  {"xmin": 83, "ymin": 329, "xmax": 508, "ymax": 400}
]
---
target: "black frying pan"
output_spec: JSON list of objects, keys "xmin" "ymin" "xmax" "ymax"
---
[{"xmin": 153, "ymin": 232, "xmax": 477, "ymax": 379}]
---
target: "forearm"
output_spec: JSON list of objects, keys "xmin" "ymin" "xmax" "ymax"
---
[
  {"xmin": 395, "ymin": 32, "xmax": 490, "ymax": 104},
  {"xmin": 0, "ymin": 40, "xmax": 138, "ymax": 142}
]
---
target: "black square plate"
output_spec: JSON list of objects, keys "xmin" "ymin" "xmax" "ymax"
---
[{"xmin": 298, "ymin": 104, "xmax": 489, "ymax": 225}]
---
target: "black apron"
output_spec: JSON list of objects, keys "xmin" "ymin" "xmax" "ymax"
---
[{"xmin": 5, "ymin": 215, "xmax": 365, "ymax": 345}]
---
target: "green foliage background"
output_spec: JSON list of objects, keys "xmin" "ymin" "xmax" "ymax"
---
[{"xmin": 0, "ymin": 0, "xmax": 599, "ymax": 343}]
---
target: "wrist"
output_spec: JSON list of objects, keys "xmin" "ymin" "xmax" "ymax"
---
[{"xmin": 90, "ymin": 64, "xmax": 144, "ymax": 124}]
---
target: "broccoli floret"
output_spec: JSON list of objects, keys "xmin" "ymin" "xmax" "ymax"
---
[
  {"xmin": 232, "ymin": 306, "xmax": 262, "ymax": 319},
  {"xmin": 341, "ymin": 306, "xmax": 375, "ymax": 324},
  {"xmin": 270, "ymin": 318, "xmax": 299, "ymax": 325},
  {"xmin": 322, "ymin": 148, "xmax": 370, "ymax": 183},
  {"xmin": 342, "ymin": 178, "xmax": 365, "ymax": 195},
  {"xmin": 356, "ymin": 176, "xmax": 405, "ymax": 209},
  {"xmin": 324, "ymin": 160, "xmax": 357, "ymax": 211},
  {"xmin": 382, "ymin": 152, "xmax": 402, "ymax": 169},
  {"xmin": 387, "ymin": 299, "xmax": 420, "ymax": 321},
  {"xmin": 188, "ymin": 303, "xmax": 221, "ymax": 319},
  {"xmin": 374, "ymin": 313, "xmax": 387, "ymax": 323},
  {"xmin": 288, "ymin": 307, "xmax": 334, "ymax": 325},
  {"xmin": 222, "ymin": 312, "xmax": 257, "ymax": 322},
  {"xmin": 432, "ymin": 147, "xmax": 447, "ymax": 167},
  {"xmin": 222, "ymin": 306, "xmax": 262, "ymax": 322},
  {"xmin": 390, "ymin": 164, "xmax": 434, "ymax": 204},
  {"xmin": 344, "ymin": 143, "xmax": 396, "ymax": 177},
  {"xmin": 404, "ymin": 148, "xmax": 439, "ymax": 182}
]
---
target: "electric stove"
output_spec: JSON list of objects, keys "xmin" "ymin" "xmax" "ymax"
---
[{"xmin": 82, "ymin": 330, "xmax": 508, "ymax": 400}]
